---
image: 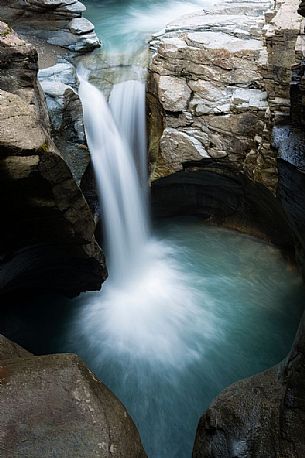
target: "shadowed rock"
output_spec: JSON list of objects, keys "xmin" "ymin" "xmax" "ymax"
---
[
  {"xmin": 0, "ymin": 22, "xmax": 106, "ymax": 297},
  {"xmin": 192, "ymin": 311, "xmax": 305, "ymax": 457},
  {"xmin": 151, "ymin": 159, "xmax": 294, "ymax": 253}
]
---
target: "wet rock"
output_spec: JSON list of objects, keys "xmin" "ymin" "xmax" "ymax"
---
[
  {"xmin": 151, "ymin": 160, "xmax": 294, "ymax": 252},
  {"xmin": 69, "ymin": 17, "xmax": 95, "ymax": 35},
  {"xmin": 193, "ymin": 310, "xmax": 305, "ymax": 457},
  {"xmin": 46, "ymin": 29, "xmax": 100, "ymax": 53},
  {"xmin": 0, "ymin": 351, "xmax": 147, "ymax": 457},
  {"xmin": 278, "ymin": 158, "xmax": 305, "ymax": 279},
  {"xmin": 193, "ymin": 366, "xmax": 285, "ymax": 457},
  {"xmin": 0, "ymin": 22, "xmax": 106, "ymax": 297},
  {"xmin": 0, "ymin": 0, "xmax": 101, "ymax": 54},
  {"xmin": 38, "ymin": 61, "xmax": 89, "ymax": 183},
  {"xmin": 0, "ymin": 334, "xmax": 32, "ymax": 361}
]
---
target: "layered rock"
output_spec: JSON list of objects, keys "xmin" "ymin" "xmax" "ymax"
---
[
  {"xmin": 148, "ymin": 0, "xmax": 304, "ymax": 192},
  {"xmin": 0, "ymin": 21, "xmax": 106, "ymax": 296},
  {"xmin": 270, "ymin": 1, "xmax": 305, "ymax": 278},
  {"xmin": 263, "ymin": 0, "xmax": 303, "ymax": 124},
  {"xmin": 0, "ymin": 0, "xmax": 100, "ymax": 54},
  {"xmin": 148, "ymin": 0, "xmax": 278, "ymax": 188},
  {"xmin": 0, "ymin": 334, "xmax": 147, "ymax": 457}
]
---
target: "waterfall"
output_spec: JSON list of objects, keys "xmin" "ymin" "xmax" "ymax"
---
[
  {"xmin": 76, "ymin": 67, "xmax": 219, "ymax": 458},
  {"xmin": 77, "ymin": 68, "xmax": 213, "ymax": 363},
  {"xmin": 109, "ymin": 79, "xmax": 148, "ymax": 191},
  {"xmin": 78, "ymin": 71, "xmax": 148, "ymax": 282}
]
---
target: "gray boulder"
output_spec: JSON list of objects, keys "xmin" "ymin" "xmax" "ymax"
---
[{"xmin": 0, "ymin": 335, "xmax": 147, "ymax": 457}]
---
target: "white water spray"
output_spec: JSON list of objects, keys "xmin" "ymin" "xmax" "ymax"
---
[
  {"xmin": 78, "ymin": 71, "xmax": 148, "ymax": 281},
  {"xmin": 78, "ymin": 69, "xmax": 216, "ymax": 366}
]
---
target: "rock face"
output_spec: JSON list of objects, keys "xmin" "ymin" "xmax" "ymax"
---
[
  {"xmin": 151, "ymin": 159, "xmax": 294, "ymax": 251},
  {"xmin": 148, "ymin": 0, "xmax": 303, "ymax": 192},
  {"xmin": 0, "ymin": 21, "xmax": 106, "ymax": 296},
  {"xmin": 0, "ymin": 334, "xmax": 32, "ymax": 361},
  {"xmin": 38, "ymin": 62, "xmax": 89, "ymax": 184},
  {"xmin": 148, "ymin": 0, "xmax": 274, "ymax": 187},
  {"xmin": 0, "ymin": 334, "xmax": 147, "ymax": 457},
  {"xmin": 193, "ymin": 312, "xmax": 305, "ymax": 457},
  {"xmin": 0, "ymin": 0, "xmax": 100, "ymax": 54},
  {"xmin": 187, "ymin": 2, "xmax": 305, "ymax": 455}
]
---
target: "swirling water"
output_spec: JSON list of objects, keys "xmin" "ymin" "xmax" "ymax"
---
[
  {"xmin": 2, "ymin": 223, "xmax": 305, "ymax": 456},
  {"xmin": 83, "ymin": 0, "xmax": 219, "ymax": 54}
]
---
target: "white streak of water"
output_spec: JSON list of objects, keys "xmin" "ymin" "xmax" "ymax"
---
[{"xmin": 77, "ymin": 68, "xmax": 216, "ymax": 366}]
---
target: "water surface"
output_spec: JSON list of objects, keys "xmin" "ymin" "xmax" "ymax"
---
[{"xmin": 2, "ymin": 220, "xmax": 304, "ymax": 457}]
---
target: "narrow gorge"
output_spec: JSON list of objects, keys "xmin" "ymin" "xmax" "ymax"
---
[{"xmin": 0, "ymin": 0, "xmax": 305, "ymax": 457}]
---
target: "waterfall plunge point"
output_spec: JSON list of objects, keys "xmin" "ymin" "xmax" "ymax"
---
[{"xmin": 77, "ymin": 69, "xmax": 217, "ymax": 368}]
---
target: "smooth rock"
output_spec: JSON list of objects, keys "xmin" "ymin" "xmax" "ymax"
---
[
  {"xmin": 151, "ymin": 159, "xmax": 294, "ymax": 252},
  {"xmin": 0, "ymin": 353, "xmax": 147, "ymax": 457},
  {"xmin": 0, "ymin": 334, "xmax": 32, "ymax": 361},
  {"xmin": 38, "ymin": 62, "xmax": 76, "ymax": 88},
  {"xmin": 69, "ymin": 17, "xmax": 95, "ymax": 35}
]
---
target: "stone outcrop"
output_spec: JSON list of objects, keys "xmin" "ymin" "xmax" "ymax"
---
[
  {"xmin": 269, "ymin": 1, "xmax": 305, "ymax": 278},
  {"xmin": 0, "ymin": 21, "xmax": 106, "ymax": 296},
  {"xmin": 148, "ymin": 0, "xmax": 304, "ymax": 192},
  {"xmin": 0, "ymin": 334, "xmax": 32, "ymax": 361},
  {"xmin": 193, "ymin": 311, "xmax": 305, "ymax": 457},
  {"xmin": 0, "ymin": 334, "xmax": 147, "ymax": 457},
  {"xmin": 263, "ymin": 0, "xmax": 303, "ymax": 124},
  {"xmin": 148, "ymin": 0, "xmax": 276, "ymax": 188},
  {"xmin": 0, "ymin": 0, "xmax": 100, "ymax": 54},
  {"xmin": 148, "ymin": 0, "xmax": 305, "ymax": 454},
  {"xmin": 38, "ymin": 61, "xmax": 89, "ymax": 184},
  {"xmin": 0, "ymin": 1, "xmax": 99, "ymax": 185}
]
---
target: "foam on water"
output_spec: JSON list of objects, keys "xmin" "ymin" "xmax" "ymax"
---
[
  {"xmin": 77, "ymin": 238, "xmax": 218, "ymax": 368},
  {"xmin": 78, "ymin": 67, "xmax": 216, "ymax": 369}
]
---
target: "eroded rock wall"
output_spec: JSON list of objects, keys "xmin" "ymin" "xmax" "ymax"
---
[
  {"xmin": 148, "ymin": 0, "xmax": 303, "ymax": 192},
  {"xmin": 193, "ymin": 311, "xmax": 305, "ymax": 457},
  {"xmin": 0, "ymin": 21, "xmax": 106, "ymax": 296}
]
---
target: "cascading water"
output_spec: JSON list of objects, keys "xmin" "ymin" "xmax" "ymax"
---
[
  {"xmin": 78, "ymin": 67, "xmax": 214, "ymax": 365},
  {"xmin": 77, "ymin": 69, "xmax": 219, "ymax": 456},
  {"xmin": 78, "ymin": 70, "xmax": 148, "ymax": 280},
  {"xmin": 72, "ymin": 2, "xmax": 305, "ymax": 457},
  {"xmin": 1, "ymin": 2, "xmax": 304, "ymax": 458}
]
